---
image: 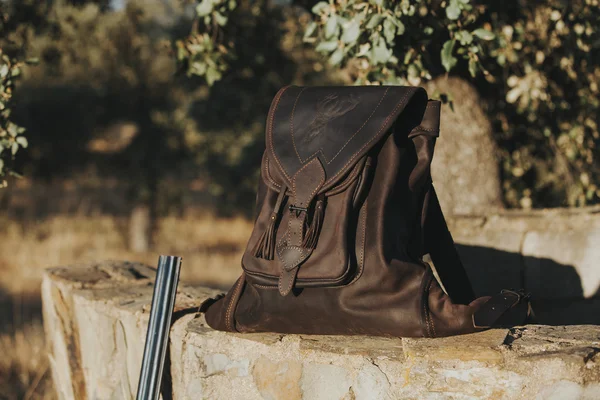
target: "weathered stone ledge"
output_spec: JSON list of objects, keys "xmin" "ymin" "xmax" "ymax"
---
[
  {"xmin": 441, "ymin": 207, "xmax": 600, "ymax": 327},
  {"xmin": 43, "ymin": 262, "xmax": 600, "ymax": 400}
]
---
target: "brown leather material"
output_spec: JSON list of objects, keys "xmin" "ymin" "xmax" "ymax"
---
[{"xmin": 204, "ymin": 86, "xmax": 531, "ymax": 338}]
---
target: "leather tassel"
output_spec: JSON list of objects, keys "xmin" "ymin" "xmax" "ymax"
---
[
  {"xmin": 253, "ymin": 187, "xmax": 287, "ymax": 260},
  {"xmin": 302, "ymin": 195, "xmax": 325, "ymax": 250}
]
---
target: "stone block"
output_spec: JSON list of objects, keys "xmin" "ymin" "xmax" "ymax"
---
[
  {"xmin": 42, "ymin": 262, "xmax": 600, "ymax": 400},
  {"xmin": 423, "ymin": 77, "xmax": 504, "ymax": 215},
  {"xmin": 523, "ymin": 229, "xmax": 600, "ymax": 299}
]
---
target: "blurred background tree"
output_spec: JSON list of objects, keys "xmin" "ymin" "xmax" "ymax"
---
[
  {"xmin": 182, "ymin": 0, "xmax": 600, "ymax": 209},
  {"xmin": 1, "ymin": 0, "xmax": 598, "ymax": 218}
]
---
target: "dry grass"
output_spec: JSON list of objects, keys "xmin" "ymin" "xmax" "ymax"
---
[{"xmin": 0, "ymin": 213, "xmax": 253, "ymax": 399}]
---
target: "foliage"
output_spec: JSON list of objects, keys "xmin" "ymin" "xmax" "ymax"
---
[
  {"xmin": 0, "ymin": 52, "xmax": 29, "ymax": 185},
  {"xmin": 481, "ymin": 0, "xmax": 600, "ymax": 208},
  {"xmin": 0, "ymin": 5, "xmax": 36, "ymax": 185},
  {"xmin": 4, "ymin": 0, "xmax": 599, "ymax": 210},
  {"xmin": 299, "ymin": 0, "xmax": 599, "ymax": 208},
  {"xmin": 176, "ymin": 0, "xmax": 238, "ymax": 85},
  {"xmin": 304, "ymin": 0, "xmax": 495, "ymax": 85}
]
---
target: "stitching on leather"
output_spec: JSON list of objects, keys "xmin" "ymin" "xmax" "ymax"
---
[
  {"xmin": 263, "ymin": 156, "xmax": 282, "ymax": 189},
  {"xmin": 359, "ymin": 199, "xmax": 367, "ymax": 275},
  {"xmin": 292, "ymin": 158, "xmax": 326, "ymax": 202},
  {"xmin": 349, "ymin": 198, "xmax": 367, "ymax": 285},
  {"xmin": 277, "ymin": 245, "xmax": 309, "ymax": 272},
  {"xmin": 269, "ymin": 86, "xmax": 418, "ymax": 190},
  {"xmin": 427, "ymin": 278, "xmax": 437, "ymax": 338},
  {"xmin": 324, "ymin": 88, "xmax": 415, "ymax": 188},
  {"xmin": 414, "ymin": 126, "xmax": 438, "ymax": 132},
  {"xmin": 226, "ymin": 275, "xmax": 244, "ymax": 332},
  {"xmin": 422, "ymin": 284, "xmax": 431, "ymax": 338},
  {"xmin": 277, "ymin": 267, "xmax": 297, "ymax": 295},
  {"xmin": 290, "ymin": 88, "xmax": 390, "ymax": 166},
  {"xmin": 253, "ymin": 284, "xmax": 277, "ymax": 290},
  {"xmin": 328, "ymin": 87, "xmax": 390, "ymax": 162},
  {"xmin": 290, "ymin": 87, "xmax": 307, "ymax": 163},
  {"xmin": 285, "ymin": 269, "xmax": 295, "ymax": 293},
  {"xmin": 267, "ymin": 86, "xmax": 292, "ymax": 181},
  {"xmin": 288, "ymin": 159, "xmax": 325, "ymax": 246}
]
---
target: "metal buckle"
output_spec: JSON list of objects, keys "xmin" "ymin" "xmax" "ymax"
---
[{"xmin": 289, "ymin": 204, "xmax": 307, "ymax": 217}]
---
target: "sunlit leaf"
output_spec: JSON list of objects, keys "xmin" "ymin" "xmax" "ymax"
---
[
  {"xmin": 329, "ymin": 48, "xmax": 344, "ymax": 66},
  {"xmin": 196, "ymin": 0, "xmax": 213, "ymax": 17},
  {"xmin": 446, "ymin": 0, "xmax": 461, "ymax": 20},
  {"xmin": 366, "ymin": 15, "xmax": 384, "ymax": 30},
  {"xmin": 325, "ymin": 15, "xmax": 338, "ymax": 39},
  {"xmin": 311, "ymin": 1, "xmax": 329, "ymax": 14},
  {"xmin": 315, "ymin": 40, "xmax": 338, "ymax": 53},
  {"xmin": 304, "ymin": 22, "xmax": 317, "ymax": 40},
  {"xmin": 472, "ymin": 29, "xmax": 495, "ymax": 41},
  {"xmin": 383, "ymin": 19, "xmax": 396, "ymax": 44},
  {"xmin": 16, "ymin": 136, "xmax": 28, "ymax": 148},
  {"xmin": 441, "ymin": 40, "xmax": 457, "ymax": 72},
  {"xmin": 341, "ymin": 20, "xmax": 360, "ymax": 44}
]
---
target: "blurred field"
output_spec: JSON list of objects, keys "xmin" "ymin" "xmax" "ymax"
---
[{"xmin": 0, "ymin": 213, "xmax": 252, "ymax": 399}]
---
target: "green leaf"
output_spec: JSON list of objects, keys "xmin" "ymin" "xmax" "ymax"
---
[
  {"xmin": 190, "ymin": 61, "xmax": 207, "ymax": 76},
  {"xmin": 7, "ymin": 123, "xmax": 18, "ymax": 138},
  {"xmin": 329, "ymin": 48, "xmax": 344, "ymax": 66},
  {"xmin": 16, "ymin": 136, "xmax": 28, "ymax": 148},
  {"xmin": 205, "ymin": 66, "xmax": 222, "ymax": 86},
  {"xmin": 315, "ymin": 40, "xmax": 338, "ymax": 53},
  {"xmin": 441, "ymin": 40, "xmax": 457, "ymax": 72},
  {"xmin": 472, "ymin": 29, "xmax": 495, "ymax": 41},
  {"xmin": 468, "ymin": 58, "xmax": 478, "ymax": 77},
  {"xmin": 325, "ymin": 15, "xmax": 338, "ymax": 39},
  {"xmin": 304, "ymin": 22, "xmax": 317, "ymax": 40},
  {"xmin": 213, "ymin": 11, "xmax": 228, "ymax": 26},
  {"xmin": 446, "ymin": 0, "xmax": 461, "ymax": 20},
  {"xmin": 383, "ymin": 19, "xmax": 396, "ymax": 44},
  {"xmin": 390, "ymin": 17, "xmax": 405, "ymax": 35},
  {"xmin": 0, "ymin": 158, "xmax": 3, "ymax": 174},
  {"xmin": 371, "ymin": 38, "xmax": 392, "ymax": 65},
  {"xmin": 196, "ymin": 0, "xmax": 213, "ymax": 17},
  {"xmin": 366, "ymin": 15, "xmax": 384, "ymax": 30},
  {"xmin": 311, "ymin": 1, "xmax": 328, "ymax": 14},
  {"xmin": 456, "ymin": 30, "xmax": 473, "ymax": 45},
  {"xmin": 341, "ymin": 20, "xmax": 360, "ymax": 44}
]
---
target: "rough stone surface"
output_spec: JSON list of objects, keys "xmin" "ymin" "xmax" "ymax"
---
[
  {"xmin": 446, "ymin": 206, "xmax": 600, "ymax": 314},
  {"xmin": 522, "ymin": 229, "xmax": 600, "ymax": 298},
  {"xmin": 423, "ymin": 77, "xmax": 504, "ymax": 215},
  {"xmin": 43, "ymin": 262, "xmax": 600, "ymax": 400},
  {"xmin": 252, "ymin": 357, "xmax": 302, "ymax": 400}
]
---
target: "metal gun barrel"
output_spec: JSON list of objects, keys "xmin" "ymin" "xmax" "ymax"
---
[{"xmin": 136, "ymin": 255, "xmax": 182, "ymax": 400}]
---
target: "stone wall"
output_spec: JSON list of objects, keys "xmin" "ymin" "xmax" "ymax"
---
[
  {"xmin": 43, "ymin": 261, "xmax": 600, "ymax": 400},
  {"xmin": 446, "ymin": 206, "xmax": 600, "ymax": 325}
]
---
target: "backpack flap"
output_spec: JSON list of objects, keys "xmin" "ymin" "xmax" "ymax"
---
[{"xmin": 245, "ymin": 85, "xmax": 428, "ymax": 295}]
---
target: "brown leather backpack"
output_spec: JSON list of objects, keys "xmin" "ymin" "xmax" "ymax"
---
[{"xmin": 203, "ymin": 85, "xmax": 530, "ymax": 338}]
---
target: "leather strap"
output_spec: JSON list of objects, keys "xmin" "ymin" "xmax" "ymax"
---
[
  {"xmin": 473, "ymin": 289, "xmax": 531, "ymax": 328},
  {"xmin": 424, "ymin": 186, "xmax": 476, "ymax": 305},
  {"xmin": 410, "ymin": 100, "xmax": 476, "ymax": 305},
  {"xmin": 277, "ymin": 157, "xmax": 326, "ymax": 295}
]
